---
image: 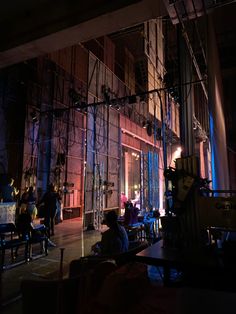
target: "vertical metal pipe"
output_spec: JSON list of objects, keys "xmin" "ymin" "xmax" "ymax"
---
[
  {"xmin": 157, "ymin": 90, "xmax": 168, "ymax": 215},
  {"xmin": 178, "ymin": 26, "xmax": 194, "ymax": 157},
  {"xmin": 92, "ymin": 107, "xmax": 97, "ymax": 228},
  {"xmin": 63, "ymin": 107, "xmax": 70, "ymax": 206}
]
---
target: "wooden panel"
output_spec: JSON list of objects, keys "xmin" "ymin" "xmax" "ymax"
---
[
  {"xmin": 104, "ymin": 36, "xmax": 115, "ymax": 72},
  {"xmin": 149, "ymin": 21, "xmax": 156, "ymax": 65},
  {"xmin": 170, "ymin": 100, "xmax": 180, "ymax": 137},
  {"xmin": 122, "ymin": 133, "xmax": 141, "ymax": 151},
  {"xmin": 49, "ymin": 107, "xmax": 85, "ymax": 212},
  {"xmin": 120, "ymin": 115, "xmax": 161, "ymax": 148},
  {"xmin": 88, "ymin": 54, "xmax": 98, "ymax": 97},
  {"xmin": 48, "ymin": 44, "xmax": 88, "ymax": 87},
  {"xmin": 75, "ymin": 45, "xmax": 89, "ymax": 84},
  {"xmin": 147, "ymin": 60, "xmax": 162, "ymax": 121},
  {"xmin": 156, "ymin": 19, "xmax": 164, "ymax": 76},
  {"xmin": 98, "ymin": 65, "xmax": 105, "ymax": 100},
  {"xmin": 124, "ymin": 48, "xmax": 135, "ymax": 94}
]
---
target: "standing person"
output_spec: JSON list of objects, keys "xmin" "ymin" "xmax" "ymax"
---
[
  {"xmin": 120, "ymin": 192, "xmax": 128, "ymax": 209},
  {"xmin": 124, "ymin": 201, "xmax": 139, "ymax": 226},
  {"xmin": 1, "ymin": 178, "xmax": 19, "ymax": 202},
  {"xmin": 55, "ymin": 187, "xmax": 63, "ymax": 224},
  {"xmin": 39, "ymin": 184, "xmax": 57, "ymax": 239},
  {"xmin": 19, "ymin": 187, "xmax": 29, "ymax": 207}
]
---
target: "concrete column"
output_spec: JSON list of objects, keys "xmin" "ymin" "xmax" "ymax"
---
[
  {"xmin": 207, "ymin": 15, "xmax": 230, "ymax": 190},
  {"xmin": 178, "ymin": 27, "xmax": 195, "ymax": 157}
]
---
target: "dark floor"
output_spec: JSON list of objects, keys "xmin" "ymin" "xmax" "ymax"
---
[
  {"xmin": 2, "ymin": 219, "xmax": 236, "ymax": 314},
  {"xmin": 0, "ymin": 217, "xmax": 103, "ymax": 314}
]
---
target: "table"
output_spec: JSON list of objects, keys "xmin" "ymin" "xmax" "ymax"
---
[
  {"xmin": 118, "ymin": 215, "xmax": 160, "ymax": 241},
  {"xmin": 208, "ymin": 226, "xmax": 236, "ymax": 245},
  {"xmin": 135, "ymin": 239, "xmax": 222, "ymax": 286},
  {"xmin": 0, "ymin": 202, "xmax": 16, "ymax": 223}
]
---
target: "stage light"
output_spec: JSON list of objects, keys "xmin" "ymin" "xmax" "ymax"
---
[
  {"xmin": 142, "ymin": 121, "xmax": 148, "ymax": 129},
  {"xmin": 114, "ymin": 104, "xmax": 120, "ymax": 110},
  {"xmin": 69, "ymin": 88, "xmax": 87, "ymax": 109},
  {"xmin": 30, "ymin": 111, "xmax": 38, "ymax": 123},
  {"xmin": 146, "ymin": 121, "xmax": 153, "ymax": 136}
]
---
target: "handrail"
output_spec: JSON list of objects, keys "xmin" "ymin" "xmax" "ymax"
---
[{"xmin": 210, "ymin": 190, "xmax": 236, "ymax": 196}]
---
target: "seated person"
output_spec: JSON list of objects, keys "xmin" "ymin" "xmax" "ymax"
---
[
  {"xmin": 16, "ymin": 204, "xmax": 32, "ymax": 240},
  {"xmin": 27, "ymin": 186, "xmax": 37, "ymax": 220},
  {"xmin": 16, "ymin": 204, "xmax": 46, "ymax": 240},
  {"xmin": 143, "ymin": 207, "xmax": 157, "ymax": 242},
  {"xmin": 92, "ymin": 210, "xmax": 129, "ymax": 256},
  {"xmin": 16, "ymin": 204, "xmax": 52, "ymax": 249},
  {"xmin": 124, "ymin": 201, "xmax": 139, "ymax": 226}
]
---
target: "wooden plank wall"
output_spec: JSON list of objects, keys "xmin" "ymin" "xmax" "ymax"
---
[
  {"xmin": 85, "ymin": 52, "xmax": 121, "ymax": 223},
  {"xmin": 20, "ymin": 49, "xmax": 89, "ymax": 211}
]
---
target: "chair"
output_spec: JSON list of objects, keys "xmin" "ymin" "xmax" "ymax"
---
[
  {"xmin": 69, "ymin": 240, "xmax": 149, "ymax": 278},
  {"xmin": 16, "ymin": 218, "xmax": 48, "ymax": 259},
  {"xmin": 21, "ymin": 277, "xmax": 80, "ymax": 314},
  {"xmin": 29, "ymin": 224, "xmax": 48, "ymax": 258},
  {"xmin": 0, "ymin": 223, "xmax": 29, "ymax": 270},
  {"xmin": 124, "ymin": 222, "xmax": 146, "ymax": 241},
  {"xmin": 115, "ymin": 240, "xmax": 149, "ymax": 266}
]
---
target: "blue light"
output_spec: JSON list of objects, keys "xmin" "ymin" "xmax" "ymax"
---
[
  {"xmin": 209, "ymin": 114, "xmax": 217, "ymax": 189},
  {"xmin": 148, "ymin": 152, "xmax": 159, "ymax": 209}
]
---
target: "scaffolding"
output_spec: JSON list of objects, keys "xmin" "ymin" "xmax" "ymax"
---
[
  {"xmin": 92, "ymin": 160, "xmax": 105, "ymax": 230},
  {"xmin": 141, "ymin": 151, "xmax": 159, "ymax": 211}
]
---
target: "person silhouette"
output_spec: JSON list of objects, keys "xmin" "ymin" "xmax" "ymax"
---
[
  {"xmin": 1, "ymin": 178, "xmax": 19, "ymax": 202},
  {"xmin": 92, "ymin": 210, "xmax": 129, "ymax": 256},
  {"xmin": 38, "ymin": 184, "xmax": 57, "ymax": 238}
]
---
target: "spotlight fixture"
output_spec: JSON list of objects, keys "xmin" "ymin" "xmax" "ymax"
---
[
  {"xmin": 68, "ymin": 88, "xmax": 86, "ymax": 108},
  {"xmin": 30, "ymin": 111, "xmax": 38, "ymax": 123},
  {"xmin": 142, "ymin": 121, "xmax": 149, "ymax": 129},
  {"xmin": 146, "ymin": 122, "xmax": 153, "ymax": 136},
  {"xmin": 101, "ymin": 84, "xmax": 111, "ymax": 104},
  {"xmin": 114, "ymin": 104, "xmax": 120, "ymax": 111},
  {"xmin": 169, "ymin": 87, "xmax": 179, "ymax": 102},
  {"xmin": 75, "ymin": 102, "xmax": 87, "ymax": 112},
  {"xmin": 142, "ymin": 120, "xmax": 153, "ymax": 136},
  {"xmin": 109, "ymin": 100, "xmax": 120, "ymax": 111}
]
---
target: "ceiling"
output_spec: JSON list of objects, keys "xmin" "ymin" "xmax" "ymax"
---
[
  {"xmin": 0, "ymin": 0, "xmax": 166, "ymax": 69},
  {"xmin": 0, "ymin": 0, "xmax": 234, "ymax": 151},
  {"xmin": 0, "ymin": 0, "xmax": 234, "ymax": 75}
]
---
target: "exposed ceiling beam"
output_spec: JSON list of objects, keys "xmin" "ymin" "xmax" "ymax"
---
[{"xmin": 0, "ymin": 0, "xmax": 167, "ymax": 69}]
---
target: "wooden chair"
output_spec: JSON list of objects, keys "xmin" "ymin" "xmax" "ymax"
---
[
  {"xmin": 125, "ymin": 223, "xmax": 146, "ymax": 241},
  {"xmin": 16, "ymin": 217, "xmax": 49, "ymax": 259},
  {"xmin": 28, "ymin": 224, "xmax": 48, "ymax": 258},
  {"xmin": 0, "ymin": 223, "xmax": 29, "ymax": 270},
  {"xmin": 69, "ymin": 240, "xmax": 149, "ymax": 278}
]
